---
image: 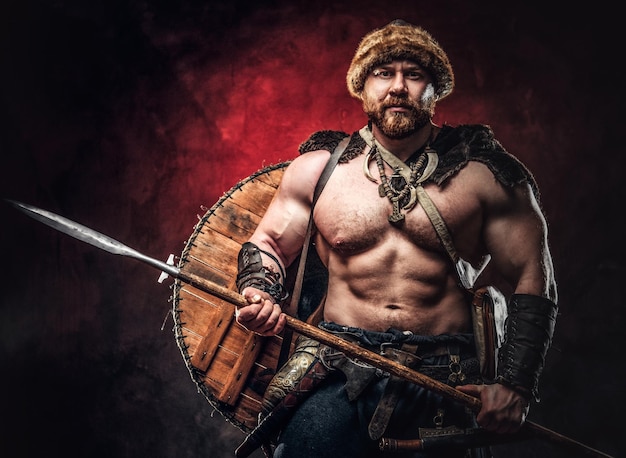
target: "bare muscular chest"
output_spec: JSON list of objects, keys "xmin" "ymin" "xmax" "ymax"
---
[{"xmin": 313, "ymin": 159, "xmax": 483, "ymax": 257}]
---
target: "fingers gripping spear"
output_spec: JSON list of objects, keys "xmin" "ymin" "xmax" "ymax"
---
[{"xmin": 6, "ymin": 199, "xmax": 614, "ymax": 458}]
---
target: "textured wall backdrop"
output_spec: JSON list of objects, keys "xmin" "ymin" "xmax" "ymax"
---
[{"xmin": 0, "ymin": 1, "xmax": 622, "ymax": 457}]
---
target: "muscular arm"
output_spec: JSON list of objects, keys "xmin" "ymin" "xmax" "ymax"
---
[
  {"xmin": 235, "ymin": 150, "xmax": 331, "ymax": 335},
  {"xmin": 483, "ymin": 181, "xmax": 557, "ymax": 302},
  {"xmin": 459, "ymin": 173, "xmax": 558, "ymax": 433},
  {"xmin": 250, "ymin": 150, "xmax": 330, "ymax": 268}
]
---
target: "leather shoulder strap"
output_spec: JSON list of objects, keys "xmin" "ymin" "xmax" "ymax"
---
[
  {"xmin": 292, "ymin": 135, "xmax": 350, "ymax": 300},
  {"xmin": 278, "ymin": 136, "xmax": 350, "ymax": 367},
  {"xmin": 416, "ymin": 184, "xmax": 487, "ymax": 289},
  {"xmin": 313, "ymin": 136, "xmax": 350, "ymax": 205},
  {"xmin": 415, "ymin": 185, "xmax": 458, "ymax": 262}
]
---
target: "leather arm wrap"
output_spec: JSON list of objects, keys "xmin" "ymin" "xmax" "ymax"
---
[
  {"xmin": 496, "ymin": 294, "xmax": 558, "ymax": 400},
  {"xmin": 236, "ymin": 242, "xmax": 289, "ymax": 304}
]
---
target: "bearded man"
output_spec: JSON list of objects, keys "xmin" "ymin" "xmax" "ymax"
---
[{"xmin": 234, "ymin": 19, "xmax": 558, "ymax": 458}]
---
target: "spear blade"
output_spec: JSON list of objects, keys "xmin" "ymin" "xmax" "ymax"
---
[
  {"xmin": 5, "ymin": 199, "xmax": 179, "ymax": 278},
  {"xmin": 5, "ymin": 198, "xmax": 247, "ymax": 307},
  {"xmin": 4, "ymin": 200, "xmax": 615, "ymax": 457}
]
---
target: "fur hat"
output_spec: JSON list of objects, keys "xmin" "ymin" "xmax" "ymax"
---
[{"xmin": 346, "ymin": 20, "xmax": 454, "ymax": 101}]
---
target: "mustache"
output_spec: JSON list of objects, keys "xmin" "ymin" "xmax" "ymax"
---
[{"xmin": 381, "ymin": 97, "xmax": 419, "ymax": 111}]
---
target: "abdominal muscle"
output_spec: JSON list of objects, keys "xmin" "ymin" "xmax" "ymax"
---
[{"xmin": 318, "ymin": 237, "xmax": 473, "ymax": 336}]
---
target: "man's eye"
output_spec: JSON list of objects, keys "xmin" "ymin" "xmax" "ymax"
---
[
  {"xmin": 372, "ymin": 70, "xmax": 393, "ymax": 78},
  {"xmin": 405, "ymin": 71, "xmax": 423, "ymax": 80},
  {"xmin": 372, "ymin": 69, "xmax": 424, "ymax": 80}
]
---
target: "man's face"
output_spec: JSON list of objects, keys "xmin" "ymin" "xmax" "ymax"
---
[{"xmin": 362, "ymin": 60, "xmax": 436, "ymax": 139}]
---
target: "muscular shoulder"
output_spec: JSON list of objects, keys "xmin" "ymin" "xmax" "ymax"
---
[
  {"xmin": 432, "ymin": 124, "xmax": 540, "ymax": 201},
  {"xmin": 454, "ymin": 160, "xmax": 522, "ymax": 208},
  {"xmin": 280, "ymin": 149, "xmax": 331, "ymax": 204}
]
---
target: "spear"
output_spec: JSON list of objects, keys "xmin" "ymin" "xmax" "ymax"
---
[{"xmin": 5, "ymin": 199, "xmax": 614, "ymax": 458}]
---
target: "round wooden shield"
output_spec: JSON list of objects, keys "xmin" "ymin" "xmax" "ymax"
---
[{"xmin": 172, "ymin": 162, "xmax": 291, "ymax": 433}]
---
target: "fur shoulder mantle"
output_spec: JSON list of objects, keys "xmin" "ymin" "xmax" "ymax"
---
[{"xmin": 298, "ymin": 124, "xmax": 539, "ymax": 199}]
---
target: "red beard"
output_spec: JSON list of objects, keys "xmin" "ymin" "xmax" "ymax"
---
[{"xmin": 364, "ymin": 95, "xmax": 433, "ymax": 139}]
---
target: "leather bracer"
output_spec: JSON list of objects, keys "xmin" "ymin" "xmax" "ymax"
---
[
  {"xmin": 236, "ymin": 242, "xmax": 289, "ymax": 304},
  {"xmin": 496, "ymin": 294, "xmax": 558, "ymax": 400}
]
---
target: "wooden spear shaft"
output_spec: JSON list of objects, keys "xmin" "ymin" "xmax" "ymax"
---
[
  {"xmin": 8, "ymin": 199, "xmax": 613, "ymax": 458},
  {"xmin": 179, "ymin": 266, "xmax": 478, "ymax": 405},
  {"xmin": 180, "ymin": 269, "xmax": 613, "ymax": 458}
]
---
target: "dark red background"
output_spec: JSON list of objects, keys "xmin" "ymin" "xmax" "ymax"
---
[{"xmin": 0, "ymin": 1, "xmax": 622, "ymax": 457}]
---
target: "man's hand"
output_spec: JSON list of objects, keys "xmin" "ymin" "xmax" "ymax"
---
[
  {"xmin": 456, "ymin": 383, "xmax": 530, "ymax": 434},
  {"xmin": 235, "ymin": 286, "xmax": 286, "ymax": 336}
]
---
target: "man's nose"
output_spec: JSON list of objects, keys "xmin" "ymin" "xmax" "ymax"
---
[{"xmin": 389, "ymin": 73, "xmax": 408, "ymax": 94}]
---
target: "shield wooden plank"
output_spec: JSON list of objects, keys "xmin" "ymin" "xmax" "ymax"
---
[{"xmin": 172, "ymin": 162, "xmax": 292, "ymax": 433}]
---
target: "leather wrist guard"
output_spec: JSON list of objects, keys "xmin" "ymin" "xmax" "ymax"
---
[
  {"xmin": 236, "ymin": 242, "xmax": 289, "ymax": 304},
  {"xmin": 496, "ymin": 294, "xmax": 557, "ymax": 400}
]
